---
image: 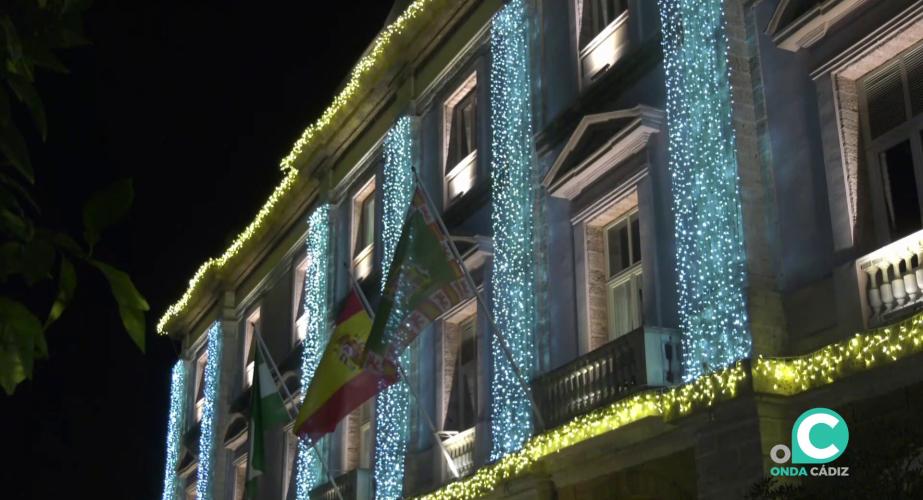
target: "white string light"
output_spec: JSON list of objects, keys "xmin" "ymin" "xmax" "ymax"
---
[
  {"xmin": 487, "ymin": 0, "xmax": 537, "ymax": 460},
  {"xmin": 295, "ymin": 205, "xmax": 332, "ymax": 499},
  {"xmin": 161, "ymin": 361, "xmax": 186, "ymax": 500},
  {"xmin": 658, "ymin": 0, "xmax": 752, "ymax": 381},
  {"xmin": 196, "ymin": 322, "xmax": 223, "ymax": 500},
  {"xmin": 374, "ymin": 116, "xmax": 414, "ymax": 500}
]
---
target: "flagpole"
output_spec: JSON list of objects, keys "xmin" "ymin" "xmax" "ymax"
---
[
  {"xmin": 410, "ymin": 168, "xmax": 547, "ymax": 432},
  {"xmin": 348, "ymin": 275, "xmax": 462, "ymax": 479},
  {"xmin": 253, "ymin": 331, "xmax": 346, "ymax": 500}
]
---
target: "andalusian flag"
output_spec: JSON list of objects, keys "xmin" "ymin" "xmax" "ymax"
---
[
  {"xmin": 244, "ymin": 344, "xmax": 289, "ymax": 499},
  {"xmin": 364, "ymin": 185, "xmax": 475, "ymax": 373},
  {"xmin": 294, "ymin": 290, "xmax": 394, "ymax": 442}
]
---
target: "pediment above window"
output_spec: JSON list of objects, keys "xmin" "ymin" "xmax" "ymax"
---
[
  {"xmin": 543, "ymin": 105, "xmax": 663, "ymax": 200},
  {"xmin": 767, "ymin": 0, "xmax": 871, "ymax": 52}
]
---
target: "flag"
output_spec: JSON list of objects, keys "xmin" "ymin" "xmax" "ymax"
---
[
  {"xmin": 294, "ymin": 290, "xmax": 395, "ymax": 442},
  {"xmin": 244, "ymin": 343, "xmax": 289, "ymax": 499},
  {"xmin": 363, "ymin": 185, "xmax": 475, "ymax": 373}
]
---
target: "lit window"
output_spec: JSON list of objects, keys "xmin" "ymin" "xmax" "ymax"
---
[
  {"xmin": 604, "ymin": 211, "xmax": 642, "ymax": 339},
  {"xmin": 444, "ymin": 315, "xmax": 478, "ymax": 433},
  {"xmin": 583, "ymin": 0, "xmax": 627, "ymax": 45},
  {"xmin": 359, "ymin": 401, "xmax": 373, "ymax": 469},
  {"xmin": 194, "ymin": 349, "xmax": 207, "ymax": 422},
  {"xmin": 243, "ymin": 309, "xmax": 260, "ymax": 389},
  {"xmin": 861, "ymin": 42, "xmax": 923, "ymax": 239},
  {"xmin": 444, "ymin": 73, "xmax": 478, "ymax": 204},
  {"xmin": 353, "ymin": 179, "xmax": 376, "ymax": 282},
  {"xmin": 293, "ymin": 256, "xmax": 310, "ymax": 344}
]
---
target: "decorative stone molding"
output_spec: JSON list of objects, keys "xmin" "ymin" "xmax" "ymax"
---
[{"xmin": 767, "ymin": 0, "xmax": 872, "ymax": 52}]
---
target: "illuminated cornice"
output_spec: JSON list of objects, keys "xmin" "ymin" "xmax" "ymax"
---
[{"xmin": 418, "ymin": 313, "xmax": 923, "ymax": 499}]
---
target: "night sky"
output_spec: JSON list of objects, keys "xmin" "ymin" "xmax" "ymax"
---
[{"xmin": 0, "ymin": 1, "xmax": 395, "ymax": 497}]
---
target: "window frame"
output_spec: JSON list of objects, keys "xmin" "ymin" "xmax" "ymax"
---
[
  {"xmin": 243, "ymin": 308, "xmax": 260, "ymax": 389},
  {"xmin": 352, "ymin": 177, "xmax": 377, "ymax": 283},
  {"xmin": 293, "ymin": 255, "xmax": 310, "ymax": 346},
  {"xmin": 442, "ymin": 71, "xmax": 480, "ymax": 207},
  {"xmin": 602, "ymin": 209, "xmax": 643, "ymax": 340},
  {"xmin": 859, "ymin": 45, "xmax": 923, "ymax": 242}
]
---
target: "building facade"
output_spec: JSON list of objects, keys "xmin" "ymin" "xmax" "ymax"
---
[{"xmin": 159, "ymin": 1, "xmax": 923, "ymax": 499}]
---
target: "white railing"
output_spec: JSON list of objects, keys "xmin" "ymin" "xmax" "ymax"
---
[
  {"xmin": 857, "ymin": 228, "xmax": 923, "ymax": 326},
  {"xmin": 442, "ymin": 427, "xmax": 476, "ymax": 478}
]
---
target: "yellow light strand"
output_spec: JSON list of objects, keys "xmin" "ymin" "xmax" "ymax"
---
[{"xmin": 157, "ymin": 0, "xmax": 442, "ymax": 334}]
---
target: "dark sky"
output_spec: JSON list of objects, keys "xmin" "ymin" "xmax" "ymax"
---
[{"xmin": 1, "ymin": 1, "xmax": 395, "ymax": 497}]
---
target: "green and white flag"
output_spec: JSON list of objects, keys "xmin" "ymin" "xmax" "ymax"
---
[{"xmin": 245, "ymin": 342, "xmax": 289, "ymax": 499}]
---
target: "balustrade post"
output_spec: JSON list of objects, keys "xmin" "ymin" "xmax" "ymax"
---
[
  {"xmin": 879, "ymin": 263, "xmax": 895, "ymax": 313},
  {"xmin": 902, "ymin": 252, "xmax": 920, "ymax": 302},
  {"xmin": 866, "ymin": 268, "xmax": 882, "ymax": 320}
]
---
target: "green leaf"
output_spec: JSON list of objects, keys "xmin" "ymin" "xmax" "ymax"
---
[
  {"xmin": 21, "ymin": 237, "xmax": 55, "ymax": 285},
  {"xmin": 92, "ymin": 260, "xmax": 148, "ymax": 352},
  {"xmin": 0, "ymin": 123, "xmax": 34, "ymax": 183},
  {"xmin": 0, "ymin": 242, "xmax": 22, "ymax": 281},
  {"xmin": 6, "ymin": 76, "xmax": 47, "ymax": 140},
  {"xmin": 44, "ymin": 256, "xmax": 75, "ymax": 332},
  {"xmin": 0, "ymin": 172, "xmax": 39, "ymax": 213},
  {"xmin": 82, "ymin": 179, "xmax": 133, "ymax": 249},
  {"xmin": 0, "ymin": 208, "xmax": 33, "ymax": 240},
  {"xmin": 24, "ymin": 40, "xmax": 69, "ymax": 74},
  {"xmin": 43, "ymin": 229, "xmax": 85, "ymax": 257},
  {"xmin": 0, "ymin": 297, "xmax": 43, "ymax": 391}
]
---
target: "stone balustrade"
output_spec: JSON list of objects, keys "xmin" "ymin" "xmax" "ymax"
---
[{"xmin": 857, "ymin": 228, "xmax": 923, "ymax": 326}]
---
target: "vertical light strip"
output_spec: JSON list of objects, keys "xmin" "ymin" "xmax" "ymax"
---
[
  {"xmin": 658, "ymin": 0, "xmax": 751, "ymax": 381},
  {"xmin": 196, "ymin": 322, "xmax": 222, "ymax": 500},
  {"xmin": 488, "ymin": 0, "xmax": 537, "ymax": 460},
  {"xmin": 295, "ymin": 205, "xmax": 332, "ymax": 499},
  {"xmin": 161, "ymin": 361, "xmax": 186, "ymax": 500},
  {"xmin": 374, "ymin": 115, "xmax": 414, "ymax": 500}
]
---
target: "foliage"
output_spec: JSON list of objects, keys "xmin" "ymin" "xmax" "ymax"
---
[{"xmin": 0, "ymin": 0, "xmax": 148, "ymax": 395}]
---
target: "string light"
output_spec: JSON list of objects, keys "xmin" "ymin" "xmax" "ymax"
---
[
  {"xmin": 295, "ymin": 205, "xmax": 332, "ymax": 499},
  {"xmin": 157, "ymin": 0, "xmax": 445, "ymax": 335},
  {"xmin": 754, "ymin": 313, "xmax": 923, "ymax": 395},
  {"xmin": 417, "ymin": 363, "xmax": 749, "ymax": 500},
  {"xmin": 196, "ymin": 322, "xmax": 223, "ymax": 500},
  {"xmin": 374, "ymin": 116, "xmax": 414, "ymax": 500},
  {"xmin": 488, "ymin": 0, "xmax": 537, "ymax": 459},
  {"xmin": 658, "ymin": 0, "xmax": 752, "ymax": 381},
  {"xmin": 160, "ymin": 361, "xmax": 186, "ymax": 500}
]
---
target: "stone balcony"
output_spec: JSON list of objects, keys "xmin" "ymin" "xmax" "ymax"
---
[
  {"xmin": 532, "ymin": 325, "xmax": 681, "ymax": 429},
  {"xmin": 856, "ymin": 228, "xmax": 923, "ymax": 327},
  {"xmin": 310, "ymin": 468, "xmax": 371, "ymax": 500}
]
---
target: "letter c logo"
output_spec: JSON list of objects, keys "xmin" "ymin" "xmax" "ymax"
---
[{"xmin": 792, "ymin": 408, "xmax": 849, "ymax": 464}]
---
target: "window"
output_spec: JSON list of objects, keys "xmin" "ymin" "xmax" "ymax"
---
[
  {"xmin": 353, "ymin": 179, "xmax": 376, "ymax": 282},
  {"xmin": 243, "ymin": 309, "xmax": 259, "ymax": 389},
  {"xmin": 194, "ymin": 349, "xmax": 208, "ymax": 422},
  {"xmin": 233, "ymin": 456, "xmax": 247, "ymax": 500},
  {"xmin": 185, "ymin": 482, "xmax": 196, "ymax": 500},
  {"xmin": 293, "ymin": 256, "xmax": 310, "ymax": 344},
  {"xmin": 585, "ymin": 0, "xmax": 627, "ymax": 43},
  {"xmin": 444, "ymin": 315, "xmax": 478, "ymax": 432},
  {"xmin": 604, "ymin": 211, "xmax": 642, "ymax": 339},
  {"xmin": 862, "ymin": 42, "xmax": 923, "ymax": 239},
  {"xmin": 444, "ymin": 73, "xmax": 479, "ymax": 204},
  {"xmin": 358, "ymin": 401, "xmax": 373, "ymax": 469}
]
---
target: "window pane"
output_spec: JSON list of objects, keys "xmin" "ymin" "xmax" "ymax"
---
[
  {"xmin": 630, "ymin": 215, "xmax": 641, "ymax": 264},
  {"xmin": 447, "ymin": 89, "xmax": 477, "ymax": 168},
  {"xmin": 355, "ymin": 194, "xmax": 375, "ymax": 256},
  {"xmin": 606, "ymin": 221, "xmax": 629, "ymax": 277},
  {"xmin": 610, "ymin": 281, "xmax": 631, "ymax": 338},
  {"xmin": 881, "ymin": 140, "xmax": 922, "ymax": 238}
]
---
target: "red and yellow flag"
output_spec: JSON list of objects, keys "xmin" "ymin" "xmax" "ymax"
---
[{"xmin": 294, "ymin": 289, "xmax": 395, "ymax": 442}]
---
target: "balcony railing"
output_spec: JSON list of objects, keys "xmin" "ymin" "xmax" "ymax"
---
[
  {"xmin": 857, "ymin": 228, "xmax": 923, "ymax": 327},
  {"xmin": 310, "ymin": 468, "xmax": 370, "ymax": 500},
  {"xmin": 442, "ymin": 427, "xmax": 476, "ymax": 478},
  {"xmin": 532, "ymin": 326, "xmax": 680, "ymax": 429}
]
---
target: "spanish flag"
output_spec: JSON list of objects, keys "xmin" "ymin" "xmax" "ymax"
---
[{"xmin": 294, "ymin": 289, "xmax": 395, "ymax": 442}]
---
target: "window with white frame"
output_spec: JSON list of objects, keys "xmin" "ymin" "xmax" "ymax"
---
[
  {"xmin": 353, "ymin": 178, "xmax": 376, "ymax": 282},
  {"xmin": 194, "ymin": 348, "xmax": 208, "ymax": 422},
  {"xmin": 233, "ymin": 455, "xmax": 247, "ymax": 500},
  {"xmin": 443, "ymin": 72, "xmax": 478, "ymax": 204},
  {"xmin": 443, "ymin": 314, "xmax": 478, "ymax": 433},
  {"xmin": 293, "ymin": 256, "xmax": 310, "ymax": 344},
  {"xmin": 243, "ymin": 309, "xmax": 259, "ymax": 389},
  {"xmin": 604, "ymin": 210, "xmax": 642, "ymax": 339},
  {"xmin": 861, "ymin": 41, "xmax": 923, "ymax": 240}
]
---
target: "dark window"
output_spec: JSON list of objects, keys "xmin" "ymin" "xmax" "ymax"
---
[
  {"xmin": 585, "ymin": 0, "xmax": 627, "ymax": 44},
  {"xmin": 606, "ymin": 213, "xmax": 641, "ymax": 278},
  {"xmin": 445, "ymin": 317, "xmax": 477, "ymax": 432},
  {"xmin": 355, "ymin": 193, "xmax": 375, "ymax": 257},
  {"xmin": 446, "ymin": 89, "xmax": 477, "ymax": 169},
  {"xmin": 881, "ymin": 140, "xmax": 922, "ymax": 238}
]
